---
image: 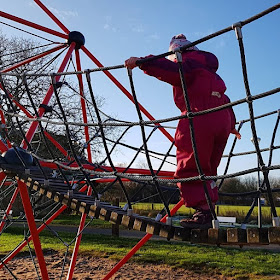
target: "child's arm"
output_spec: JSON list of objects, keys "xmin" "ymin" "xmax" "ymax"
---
[{"xmin": 231, "ymin": 128, "xmax": 241, "ymax": 139}]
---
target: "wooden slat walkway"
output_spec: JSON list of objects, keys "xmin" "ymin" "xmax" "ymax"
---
[{"xmin": 1, "ymin": 164, "xmax": 280, "ymax": 246}]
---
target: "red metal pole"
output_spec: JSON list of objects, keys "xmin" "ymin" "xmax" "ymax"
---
[
  {"xmin": 102, "ymin": 199, "xmax": 184, "ymax": 280},
  {"xmin": 75, "ymin": 49, "xmax": 92, "ymax": 162},
  {"xmin": 0, "ymin": 107, "xmax": 11, "ymax": 150},
  {"xmin": 17, "ymin": 180, "xmax": 49, "ymax": 280},
  {"xmin": 22, "ymin": 42, "xmax": 76, "ymax": 148},
  {"xmin": 2, "ymin": 44, "xmax": 66, "ymax": 73},
  {"xmin": 81, "ymin": 46, "xmax": 174, "ymax": 143},
  {"xmin": 66, "ymin": 186, "xmax": 92, "ymax": 280},
  {"xmin": 0, "ymin": 184, "xmax": 89, "ymax": 270},
  {"xmin": 34, "ymin": 0, "xmax": 70, "ymax": 34},
  {"xmin": 0, "ymin": 186, "xmax": 19, "ymax": 232},
  {"xmin": 0, "ymin": 84, "xmax": 33, "ymax": 118},
  {"xmin": 0, "ymin": 11, "xmax": 68, "ymax": 39},
  {"xmin": 43, "ymin": 131, "xmax": 71, "ymax": 160}
]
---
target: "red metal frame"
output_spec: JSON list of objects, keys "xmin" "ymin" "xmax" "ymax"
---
[
  {"xmin": 0, "ymin": 1, "xmax": 178, "ymax": 278},
  {"xmin": 0, "ymin": 184, "xmax": 89, "ymax": 269},
  {"xmin": 0, "ymin": 185, "xmax": 18, "ymax": 233},
  {"xmin": 66, "ymin": 186, "xmax": 92, "ymax": 280},
  {"xmin": 75, "ymin": 49, "xmax": 92, "ymax": 162},
  {"xmin": 0, "ymin": 10, "xmax": 67, "ymax": 39},
  {"xmin": 34, "ymin": 0, "xmax": 70, "ymax": 34},
  {"xmin": 43, "ymin": 131, "xmax": 72, "ymax": 160},
  {"xmin": 81, "ymin": 46, "xmax": 174, "ymax": 143},
  {"xmin": 103, "ymin": 199, "xmax": 184, "ymax": 280},
  {"xmin": 0, "ymin": 107, "xmax": 11, "ymax": 150},
  {"xmin": 2, "ymin": 44, "xmax": 65, "ymax": 73},
  {"xmin": 22, "ymin": 42, "xmax": 76, "ymax": 148},
  {"xmin": 17, "ymin": 180, "xmax": 49, "ymax": 280}
]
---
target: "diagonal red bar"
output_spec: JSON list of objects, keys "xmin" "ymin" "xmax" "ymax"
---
[
  {"xmin": 81, "ymin": 46, "xmax": 174, "ymax": 143},
  {"xmin": 21, "ymin": 42, "xmax": 76, "ymax": 148},
  {"xmin": 66, "ymin": 186, "xmax": 92, "ymax": 280},
  {"xmin": 0, "ymin": 185, "xmax": 18, "ymax": 232},
  {"xmin": 43, "ymin": 131, "xmax": 71, "ymax": 160},
  {"xmin": 75, "ymin": 49, "xmax": 92, "ymax": 162},
  {"xmin": 34, "ymin": 0, "xmax": 70, "ymax": 34},
  {"xmin": 17, "ymin": 180, "xmax": 49, "ymax": 280},
  {"xmin": 0, "ymin": 10, "xmax": 68, "ymax": 39},
  {"xmin": 2, "ymin": 44, "xmax": 66, "ymax": 73},
  {"xmin": 0, "ymin": 184, "xmax": 89, "ymax": 270},
  {"xmin": 102, "ymin": 199, "xmax": 184, "ymax": 280}
]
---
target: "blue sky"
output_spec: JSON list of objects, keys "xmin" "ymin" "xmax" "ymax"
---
[{"xmin": 1, "ymin": 1, "xmax": 280, "ymax": 178}]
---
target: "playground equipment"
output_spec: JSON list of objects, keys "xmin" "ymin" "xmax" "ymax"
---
[{"xmin": 0, "ymin": 1, "xmax": 280, "ymax": 279}]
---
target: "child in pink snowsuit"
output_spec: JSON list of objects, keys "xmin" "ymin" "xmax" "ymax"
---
[{"xmin": 125, "ymin": 34, "xmax": 240, "ymax": 228}]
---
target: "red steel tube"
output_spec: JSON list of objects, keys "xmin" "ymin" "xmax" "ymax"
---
[
  {"xmin": 66, "ymin": 186, "xmax": 92, "ymax": 280},
  {"xmin": 102, "ymin": 199, "xmax": 184, "ymax": 280},
  {"xmin": 0, "ymin": 108, "xmax": 11, "ymax": 149},
  {"xmin": 0, "ymin": 184, "xmax": 89, "ymax": 270},
  {"xmin": 0, "ymin": 186, "xmax": 19, "ymax": 232},
  {"xmin": 34, "ymin": 0, "xmax": 70, "ymax": 34},
  {"xmin": 43, "ymin": 131, "xmax": 71, "ymax": 160},
  {"xmin": 0, "ymin": 84, "xmax": 33, "ymax": 118},
  {"xmin": 0, "ymin": 11, "xmax": 68, "ymax": 39},
  {"xmin": 81, "ymin": 46, "xmax": 174, "ymax": 143},
  {"xmin": 75, "ymin": 49, "xmax": 92, "ymax": 162},
  {"xmin": 22, "ymin": 43, "xmax": 76, "ymax": 148},
  {"xmin": 2, "ymin": 44, "xmax": 66, "ymax": 73},
  {"xmin": 17, "ymin": 180, "xmax": 49, "ymax": 280}
]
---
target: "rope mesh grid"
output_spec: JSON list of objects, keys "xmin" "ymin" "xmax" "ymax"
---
[{"xmin": 0, "ymin": 2, "xmax": 279, "ymax": 279}]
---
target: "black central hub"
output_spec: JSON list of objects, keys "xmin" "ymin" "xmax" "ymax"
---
[{"xmin": 67, "ymin": 31, "xmax": 85, "ymax": 49}]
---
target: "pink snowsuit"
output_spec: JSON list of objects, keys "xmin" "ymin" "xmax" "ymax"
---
[{"xmin": 140, "ymin": 50, "xmax": 236, "ymax": 208}]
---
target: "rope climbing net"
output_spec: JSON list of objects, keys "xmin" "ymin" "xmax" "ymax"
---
[{"xmin": 0, "ymin": 2, "xmax": 280, "ymax": 280}]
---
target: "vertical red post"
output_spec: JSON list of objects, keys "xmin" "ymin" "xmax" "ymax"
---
[
  {"xmin": 102, "ymin": 199, "xmax": 184, "ymax": 280},
  {"xmin": 66, "ymin": 186, "xmax": 92, "ymax": 280},
  {"xmin": 75, "ymin": 49, "xmax": 92, "ymax": 162},
  {"xmin": 17, "ymin": 180, "xmax": 49, "ymax": 280}
]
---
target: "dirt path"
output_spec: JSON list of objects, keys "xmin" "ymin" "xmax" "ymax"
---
[{"xmin": 0, "ymin": 253, "xmax": 234, "ymax": 280}]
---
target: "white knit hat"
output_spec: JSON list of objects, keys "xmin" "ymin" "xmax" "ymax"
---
[{"xmin": 168, "ymin": 34, "xmax": 198, "ymax": 60}]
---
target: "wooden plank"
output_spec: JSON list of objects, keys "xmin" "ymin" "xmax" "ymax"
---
[
  {"xmin": 146, "ymin": 221, "xmax": 161, "ymax": 236},
  {"xmin": 268, "ymin": 227, "xmax": 280, "ymax": 244},
  {"xmin": 88, "ymin": 204, "xmax": 101, "ymax": 219},
  {"xmin": 110, "ymin": 211, "xmax": 123, "ymax": 225},
  {"xmin": 159, "ymin": 224, "xmax": 174, "ymax": 240},
  {"xmin": 208, "ymin": 228, "xmax": 227, "ymax": 244},
  {"xmin": 227, "ymin": 228, "xmax": 247, "ymax": 244},
  {"xmin": 121, "ymin": 214, "xmax": 135, "ymax": 229},
  {"xmin": 99, "ymin": 207, "xmax": 113, "ymax": 221},
  {"xmin": 133, "ymin": 217, "xmax": 148, "ymax": 232},
  {"xmin": 173, "ymin": 227, "xmax": 191, "ymax": 241},
  {"xmin": 191, "ymin": 229, "xmax": 208, "ymax": 244}
]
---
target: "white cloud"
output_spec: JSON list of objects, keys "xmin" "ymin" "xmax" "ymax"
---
[
  {"xmin": 131, "ymin": 24, "xmax": 144, "ymax": 33},
  {"xmin": 48, "ymin": 6, "xmax": 78, "ymax": 21},
  {"xmin": 148, "ymin": 33, "xmax": 160, "ymax": 40},
  {"xmin": 103, "ymin": 16, "xmax": 117, "ymax": 32}
]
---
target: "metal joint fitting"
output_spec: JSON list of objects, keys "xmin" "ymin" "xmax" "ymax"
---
[
  {"xmin": 246, "ymin": 95, "xmax": 253, "ymax": 103},
  {"xmin": 232, "ymin": 21, "xmax": 243, "ymax": 39},
  {"xmin": 199, "ymin": 174, "xmax": 206, "ymax": 181},
  {"xmin": 175, "ymin": 51, "xmax": 183, "ymax": 63},
  {"xmin": 187, "ymin": 112, "xmax": 194, "ymax": 119},
  {"xmin": 127, "ymin": 68, "xmax": 133, "ymax": 76}
]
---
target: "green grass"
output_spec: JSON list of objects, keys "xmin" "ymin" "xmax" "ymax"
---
[{"xmin": 2, "ymin": 226, "xmax": 280, "ymax": 279}]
